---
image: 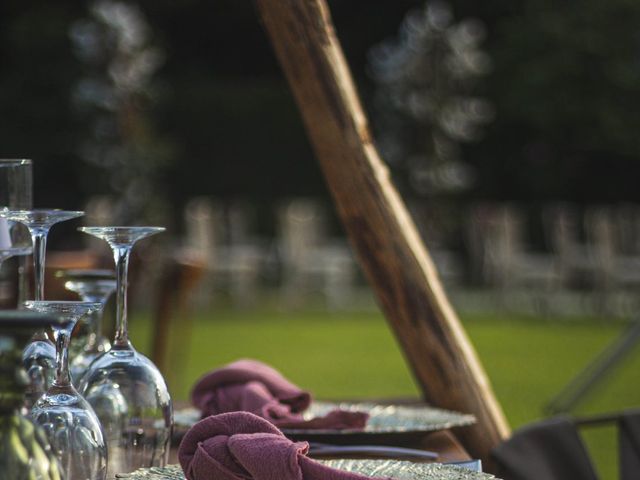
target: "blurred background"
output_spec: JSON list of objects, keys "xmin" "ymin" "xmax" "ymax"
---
[{"xmin": 2, "ymin": 0, "xmax": 640, "ymax": 476}]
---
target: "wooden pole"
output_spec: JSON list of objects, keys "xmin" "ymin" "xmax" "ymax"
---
[{"xmin": 254, "ymin": 0, "xmax": 510, "ymax": 465}]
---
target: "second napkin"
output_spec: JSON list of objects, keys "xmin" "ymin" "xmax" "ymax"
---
[{"xmin": 191, "ymin": 359, "xmax": 368, "ymax": 430}]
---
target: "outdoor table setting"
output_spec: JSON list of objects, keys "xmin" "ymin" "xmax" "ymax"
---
[
  {"xmin": 173, "ymin": 397, "xmax": 476, "ymax": 459},
  {"xmin": 169, "ymin": 359, "xmax": 480, "ymax": 467},
  {"xmin": 0, "ymin": 159, "xmax": 170, "ymax": 479},
  {"xmin": 0, "ymin": 158, "xmax": 501, "ymax": 480}
]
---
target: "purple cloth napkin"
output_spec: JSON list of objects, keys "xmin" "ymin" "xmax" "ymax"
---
[
  {"xmin": 179, "ymin": 412, "xmax": 390, "ymax": 480},
  {"xmin": 191, "ymin": 359, "xmax": 368, "ymax": 430}
]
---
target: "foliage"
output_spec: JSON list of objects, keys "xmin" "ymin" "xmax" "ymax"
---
[
  {"xmin": 469, "ymin": 0, "xmax": 640, "ymax": 201},
  {"xmin": 70, "ymin": 0, "xmax": 173, "ymax": 223},
  {"xmin": 369, "ymin": 1, "xmax": 492, "ymax": 197},
  {"xmin": 1, "ymin": 0, "xmax": 640, "ymax": 216},
  {"xmin": 489, "ymin": 0, "xmax": 640, "ymax": 156}
]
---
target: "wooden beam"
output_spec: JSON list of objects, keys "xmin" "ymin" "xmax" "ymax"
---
[{"xmin": 254, "ymin": 0, "xmax": 510, "ymax": 464}]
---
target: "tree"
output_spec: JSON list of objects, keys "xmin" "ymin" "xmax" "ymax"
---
[
  {"xmin": 369, "ymin": 0, "xmax": 492, "ymax": 197},
  {"xmin": 70, "ymin": 0, "xmax": 173, "ymax": 223}
]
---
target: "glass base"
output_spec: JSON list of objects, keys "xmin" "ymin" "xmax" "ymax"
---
[
  {"xmin": 1, "ymin": 209, "xmax": 84, "ymax": 228},
  {"xmin": 79, "ymin": 226, "xmax": 165, "ymax": 246}
]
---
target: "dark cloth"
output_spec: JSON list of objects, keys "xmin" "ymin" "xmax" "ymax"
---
[
  {"xmin": 191, "ymin": 359, "xmax": 368, "ymax": 430},
  {"xmin": 178, "ymin": 412, "xmax": 391, "ymax": 480},
  {"xmin": 619, "ymin": 411, "xmax": 640, "ymax": 480},
  {"xmin": 492, "ymin": 416, "xmax": 599, "ymax": 480}
]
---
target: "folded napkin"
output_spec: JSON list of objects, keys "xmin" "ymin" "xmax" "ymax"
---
[
  {"xmin": 491, "ymin": 416, "xmax": 598, "ymax": 480},
  {"xmin": 191, "ymin": 359, "xmax": 368, "ymax": 430},
  {"xmin": 179, "ymin": 412, "xmax": 390, "ymax": 480}
]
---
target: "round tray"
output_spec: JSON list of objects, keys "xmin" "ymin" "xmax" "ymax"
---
[
  {"xmin": 116, "ymin": 460, "xmax": 496, "ymax": 480},
  {"xmin": 174, "ymin": 400, "xmax": 475, "ymax": 445}
]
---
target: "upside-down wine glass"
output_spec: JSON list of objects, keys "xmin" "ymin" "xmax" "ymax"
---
[
  {"xmin": 0, "ymin": 209, "xmax": 85, "ymax": 407},
  {"xmin": 0, "ymin": 310, "xmax": 65, "ymax": 480},
  {"xmin": 57, "ymin": 269, "xmax": 115, "ymax": 385},
  {"xmin": 24, "ymin": 301, "xmax": 107, "ymax": 480},
  {"xmin": 78, "ymin": 226, "xmax": 172, "ymax": 477}
]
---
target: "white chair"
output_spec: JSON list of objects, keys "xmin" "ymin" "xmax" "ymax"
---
[
  {"xmin": 184, "ymin": 197, "xmax": 264, "ymax": 307},
  {"xmin": 277, "ymin": 198, "xmax": 356, "ymax": 310}
]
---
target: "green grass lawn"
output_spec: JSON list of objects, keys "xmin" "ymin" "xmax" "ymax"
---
[{"xmin": 129, "ymin": 308, "xmax": 640, "ymax": 479}]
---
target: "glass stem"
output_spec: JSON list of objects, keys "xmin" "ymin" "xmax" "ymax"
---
[
  {"xmin": 31, "ymin": 228, "xmax": 50, "ymax": 342},
  {"xmin": 113, "ymin": 245, "xmax": 131, "ymax": 349},
  {"xmin": 54, "ymin": 327, "xmax": 73, "ymax": 387},
  {"xmin": 31, "ymin": 227, "xmax": 47, "ymax": 301},
  {"xmin": 94, "ymin": 304, "xmax": 106, "ymax": 345},
  {"xmin": 81, "ymin": 294, "xmax": 107, "ymax": 349}
]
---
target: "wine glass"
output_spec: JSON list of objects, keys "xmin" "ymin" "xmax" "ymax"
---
[
  {"xmin": 0, "ymin": 159, "xmax": 32, "ymax": 209},
  {"xmin": 57, "ymin": 269, "xmax": 115, "ymax": 384},
  {"xmin": 0, "ymin": 159, "xmax": 33, "ymax": 304},
  {"xmin": 77, "ymin": 226, "xmax": 172, "ymax": 476},
  {"xmin": 23, "ymin": 300, "xmax": 107, "ymax": 480},
  {"xmin": 0, "ymin": 209, "xmax": 85, "ymax": 408},
  {"xmin": 0, "ymin": 210, "xmax": 85, "ymax": 300},
  {"xmin": 0, "ymin": 310, "xmax": 64, "ymax": 480}
]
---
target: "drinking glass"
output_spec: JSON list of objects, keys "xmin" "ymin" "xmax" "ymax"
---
[
  {"xmin": 0, "ymin": 310, "xmax": 64, "ymax": 480},
  {"xmin": 0, "ymin": 245, "xmax": 32, "ymax": 308},
  {"xmin": 58, "ymin": 269, "xmax": 115, "ymax": 384},
  {"xmin": 0, "ymin": 159, "xmax": 32, "ymax": 304},
  {"xmin": 1, "ymin": 209, "xmax": 85, "ymax": 300},
  {"xmin": 24, "ymin": 300, "xmax": 107, "ymax": 480},
  {"xmin": 0, "ymin": 209, "xmax": 85, "ymax": 407},
  {"xmin": 0, "ymin": 159, "xmax": 32, "ymax": 209},
  {"xmin": 77, "ymin": 227, "xmax": 172, "ymax": 476}
]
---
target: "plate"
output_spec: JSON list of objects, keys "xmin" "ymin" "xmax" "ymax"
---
[
  {"xmin": 323, "ymin": 459, "xmax": 495, "ymax": 479},
  {"xmin": 174, "ymin": 401, "xmax": 475, "ymax": 439},
  {"xmin": 116, "ymin": 460, "xmax": 496, "ymax": 479},
  {"xmin": 292, "ymin": 401, "xmax": 476, "ymax": 434}
]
